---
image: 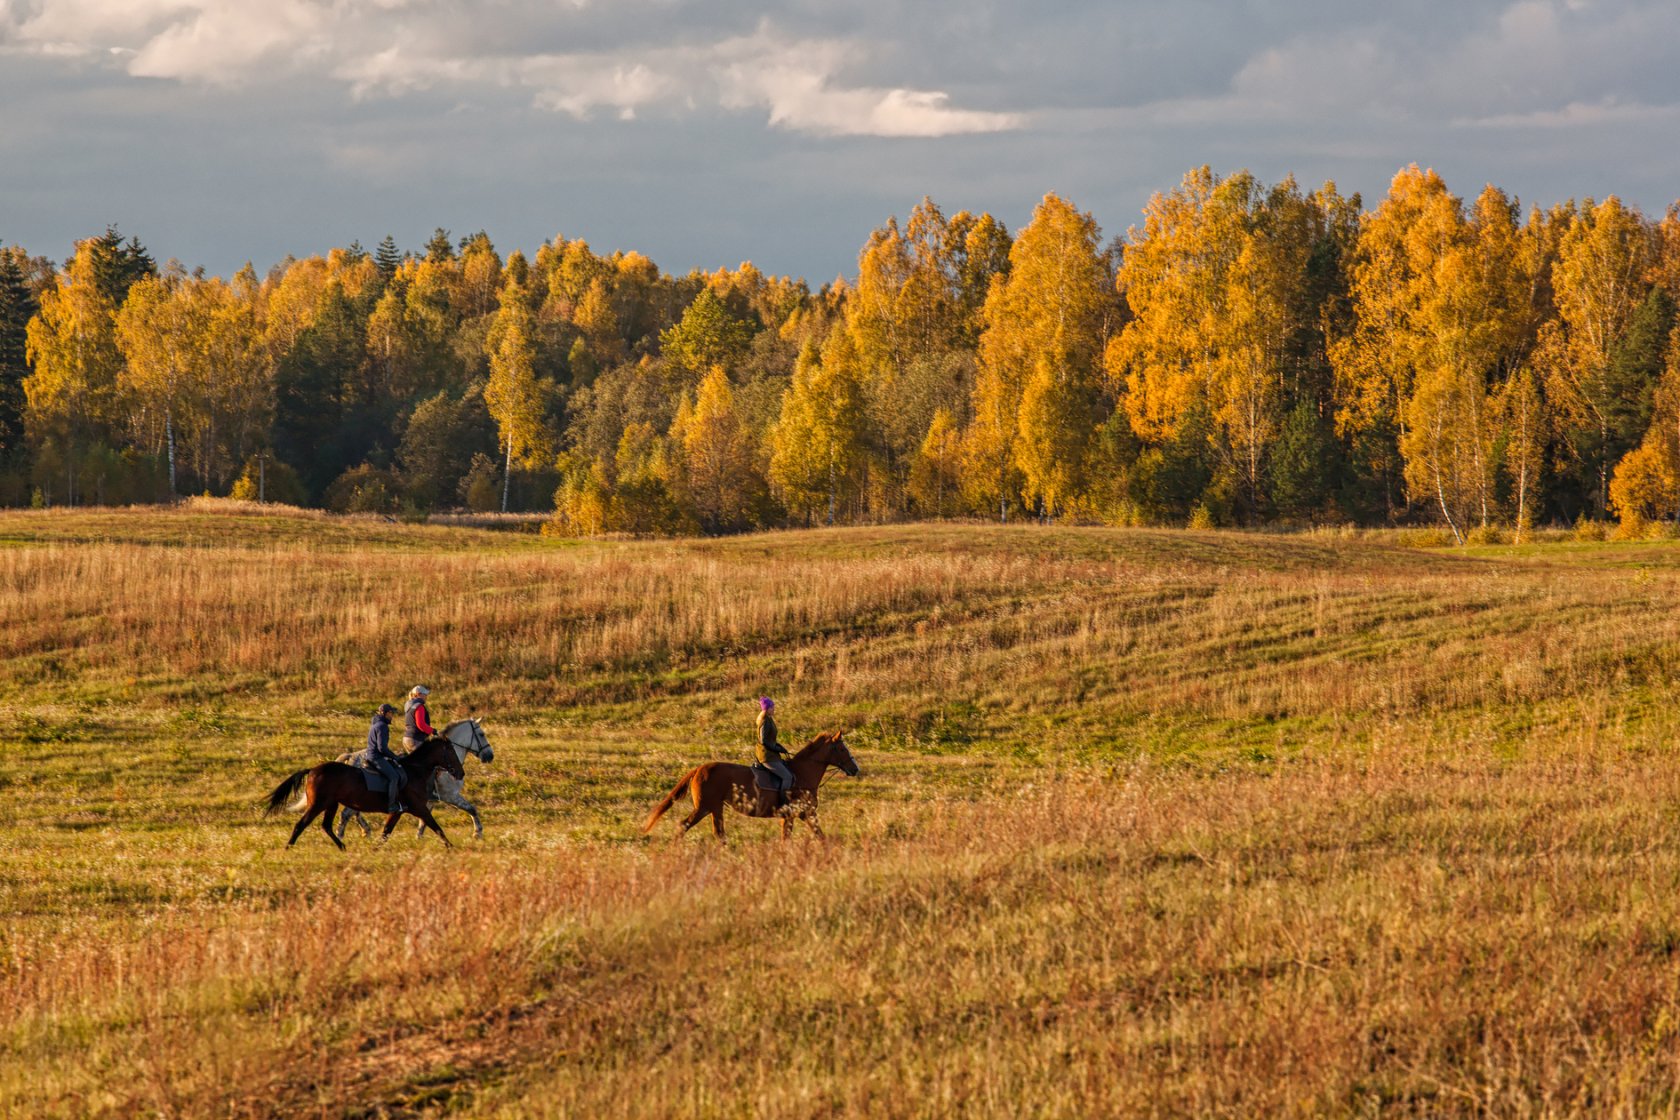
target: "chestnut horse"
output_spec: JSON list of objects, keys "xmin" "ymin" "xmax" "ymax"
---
[
  {"xmin": 263, "ymin": 736, "xmax": 465, "ymax": 849},
  {"xmin": 641, "ymin": 731, "xmax": 859, "ymax": 841}
]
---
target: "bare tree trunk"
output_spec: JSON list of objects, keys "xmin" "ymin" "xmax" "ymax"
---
[
  {"xmin": 1514, "ymin": 460, "xmax": 1529, "ymax": 544},
  {"xmin": 501, "ymin": 442, "xmax": 512, "ymax": 513},
  {"xmin": 827, "ymin": 458, "xmax": 837, "ymax": 526},
  {"xmin": 165, "ymin": 409, "xmax": 176, "ymax": 495},
  {"xmin": 1435, "ymin": 467, "xmax": 1462, "ymax": 544},
  {"xmin": 1431, "ymin": 409, "xmax": 1463, "ymax": 545}
]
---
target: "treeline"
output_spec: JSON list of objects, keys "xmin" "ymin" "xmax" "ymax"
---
[{"xmin": 3, "ymin": 165, "xmax": 1680, "ymax": 537}]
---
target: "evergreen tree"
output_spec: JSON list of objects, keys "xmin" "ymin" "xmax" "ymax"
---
[
  {"xmin": 273, "ymin": 283, "xmax": 367, "ymax": 501},
  {"xmin": 0, "ymin": 248, "xmax": 37, "ymax": 463},
  {"xmin": 425, "ymin": 228, "xmax": 456, "ymax": 263},
  {"xmin": 398, "ymin": 386, "xmax": 496, "ymax": 509},
  {"xmin": 80, "ymin": 226, "xmax": 156, "ymax": 307},
  {"xmin": 1270, "ymin": 398, "xmax": 1336, "ymax": 522},
  {"xmin": 375, "ymin": 235, "xmax": 403, "ymax": 282},
  {"xmin": 660, "ymin": 288, "xmax": 752, "ymax": 386}
]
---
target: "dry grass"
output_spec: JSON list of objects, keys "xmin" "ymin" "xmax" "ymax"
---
[
  {"xmin": 6, "ymin": 506, "xmax": 1680, "ymax": 1116},
  {"xmin": 9, "ymin": 747, "xmax": 1680, "ymax": 1116}
]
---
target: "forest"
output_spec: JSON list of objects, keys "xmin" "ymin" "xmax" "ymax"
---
[{"xmin": 2, "ymin": 163, "xmax": 1678, "ymax": 538}]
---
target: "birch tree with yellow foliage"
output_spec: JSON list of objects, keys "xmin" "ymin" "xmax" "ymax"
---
[
  {"xmin": 24, "ymin": 244, "xmax": 129, "ymax": 503},
  {"xmin": 770, "ymin": 334, "xmax": 868, "ymax": 524},
  {"xmin": 973, "ymin": 193, "xmax": 1111, "ymax": 519},
  {"xmin": 672, "ymin": 366, "xmax": 756, "ymax": 532},
  {"xmin": 484, "ymin": 277, "xmax": 549, "ymax": 512},
  {"xmin": 1541, "ymin": 197, "xmax": 1660, "ymax": 517}
]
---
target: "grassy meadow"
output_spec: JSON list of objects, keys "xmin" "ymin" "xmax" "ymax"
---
[{"xmin": 7, "ymin": 503, "xmax": 1680, "ymax": 1116}]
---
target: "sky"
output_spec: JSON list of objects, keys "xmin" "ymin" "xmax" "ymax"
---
[{"xmin": 3, "ymin": 0, "xmax": 1679, "ymax": 282}]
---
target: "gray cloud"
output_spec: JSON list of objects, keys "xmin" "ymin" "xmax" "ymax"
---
[{"xmin": 3, "ymin": 0, "xmax": 1679, "ymax": 278}]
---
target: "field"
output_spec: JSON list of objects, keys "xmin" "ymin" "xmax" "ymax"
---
[{"xmin": 7, "ymin": 504, "xmax": 1680, "ymax": 1117}]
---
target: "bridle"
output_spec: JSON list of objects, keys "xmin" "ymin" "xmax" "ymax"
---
[
  {"xmin": 817, "ymin": 741, "xmax": 858, "ymax": 789},
  {"xmin": 450, "ymin": 719, "xmax": 491, "ymax": 761}
]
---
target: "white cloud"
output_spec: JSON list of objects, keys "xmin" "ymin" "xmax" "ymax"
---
[
  {"xmin": 13, "ymin": 0, "xmax": 199, "ymax": 49},
  {"xmin": 531, "ymin": 66, "xmax": 668, "ymax": 120},
  {"xmin": 717, "ymin": 36, "xmax": 1023, "ymax": 137},
  {"xmin": 0, "ymin": 1, "xmax": 1023, "ymax": 136},
  {"xmin": 127, "ymin": 1, "xmax": 327, "ymax": 83}
]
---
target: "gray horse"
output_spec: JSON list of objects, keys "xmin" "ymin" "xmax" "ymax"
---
[{"xmin": 337, "ymin": 718, "xmax": 495, "ymax": 840}]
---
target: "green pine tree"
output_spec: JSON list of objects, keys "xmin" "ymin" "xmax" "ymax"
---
[{"xmin": 0, "ymin": 247, "xmax": 37, "ymax": 462}]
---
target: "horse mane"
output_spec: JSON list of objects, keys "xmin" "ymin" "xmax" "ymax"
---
[{"xmin": 792, "ymin": 730, "xmax": 843, "ymax": 761}]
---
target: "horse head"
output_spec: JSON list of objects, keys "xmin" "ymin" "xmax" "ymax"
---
[
  {"xmin": 445, "ymin": 718, "xmax": 495, "ymax": 764},
  {"xmin": 420, "ymin": 735, "xmax": 466, "ymax": 781},
  {"xmin": 829, "ymin": 735, "xmax": 860, "ymax": 779},
  {"xmin": 810, "ymin": 731, "xmax": 859, "ymax": 778}
]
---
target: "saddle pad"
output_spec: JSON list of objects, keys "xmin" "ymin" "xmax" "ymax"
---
[
  {"xmin": 346, "ymin": 751, "xmax": 395, "ymax": 795},
  {"xmin": 750, "ymin": 764, "xmax": 780, "ymax": 790}
]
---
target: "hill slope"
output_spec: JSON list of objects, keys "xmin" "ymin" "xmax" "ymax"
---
[{"xmin": 5, "ymin": 508, "xmax": 1680, "ymax": 1115}]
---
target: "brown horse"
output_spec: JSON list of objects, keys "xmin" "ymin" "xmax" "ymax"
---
[
  {"xmin": 641, "ymin": 731, "xmax": 860, "ymax": 841},
  {"xmin": 264, "ymin": 737, "xmax": 465, "ymax": 849}
]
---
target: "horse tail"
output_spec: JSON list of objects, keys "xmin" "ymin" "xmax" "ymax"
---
[
  {"xmin": 641, "ymin": 768, "xmax": 698, "ymax": 835},
  {"xmin": 265, "ymin": 769, "xmax": 311, "ymax": 816}
]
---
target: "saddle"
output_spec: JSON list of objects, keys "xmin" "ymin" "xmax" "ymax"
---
[
  {"xmin": 346, "ymin": 749, "xmax": 402, "ymax": 795},
  {"xmin": 750, "ymin": 764, "xmax": 793, "ymax": 812}
]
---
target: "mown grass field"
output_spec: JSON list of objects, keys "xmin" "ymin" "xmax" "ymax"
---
[{"xmin": 7, "ymin": 504, "xmax": 1680, "ymax": 1116}]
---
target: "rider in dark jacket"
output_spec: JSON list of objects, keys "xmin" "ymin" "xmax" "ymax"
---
[
  {"xmin": 366, "ymin": 703, "xmax": 404, "ymax": 813},
  {"xmin": 756, "ymin": 697, "xmax": 793, "ymax": 805}
]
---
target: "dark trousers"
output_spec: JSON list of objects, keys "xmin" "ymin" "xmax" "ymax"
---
[
  {"xmin": 375, "ymin": 757, "xmax": 404, "ymax": 807},
  {"xmin": 763, "ymin": 757, "xmax": 793, "ymax": 791}
]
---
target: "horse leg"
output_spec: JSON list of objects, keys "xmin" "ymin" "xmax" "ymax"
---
[
  {"xmin": 440, "ymin": 789, "xmax": 480, "ymax": 839},
  {"xmin": 287, "ymin": 800, "xmax": 324, "ymax": 847},
  {"xmin": 319, "ymin": 801, "xmax": 346, "ymax": 851},
  {"xmin": 711, "ymin": 809, "xmax": 726, "ymax": 841},
  {"xmin": 680, "ymin": 805, "xmax": 708, "ymax": 834},
  {"xmin": 379, "ymin": 812, "xmax": 403, "ymax": 841},
  {"xmin": 782, "ymin": 815, "xmax": 793, "ymax": 840},
  {"xmin": 411, "ymin": 803, "xmax": 452, "ymax": 848}
]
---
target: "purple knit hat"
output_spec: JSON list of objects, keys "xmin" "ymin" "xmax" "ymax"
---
[{"xmin": 759, "ymin": 696, "xmax": 774, "ymax": 711}]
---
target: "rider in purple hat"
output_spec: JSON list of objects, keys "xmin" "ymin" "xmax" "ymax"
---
[{"xmin": 755, "ymin": 696, "xmax": 793, "ymax": 805}]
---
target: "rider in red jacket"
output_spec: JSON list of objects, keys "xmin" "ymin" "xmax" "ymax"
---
[{"xmin": 404, "ymin": 685, "xmax": 436, "ymax": 751}]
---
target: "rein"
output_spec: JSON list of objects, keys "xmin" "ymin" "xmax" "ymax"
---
[
  {"xmin": 444, "ymin": 721, "xmax": 488, "ymax": 761},
  {"xmin": 815, "ymin": 749, "xmax": 857, "ymax": 790}
]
